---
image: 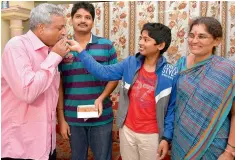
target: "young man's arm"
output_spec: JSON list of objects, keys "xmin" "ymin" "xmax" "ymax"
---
[
  {"xmin": 78, "ymin": 50, "xmax": 127, "ymax": 81},
  {"xmin": 57, "ymin": 75, "xmax": 71, "ymax": 139},
  {"xmin": 157, "ymin": 72, "xmax": 178, "ymax": 160},
  {"xmin": 67, "ymin": 39, "xmax": 127, "ymax": 81},
  {"xmin": 162, "ymin": 75, "xmax": 178, "ymax": 140},
  {"xmin": 95, "ymin": 43, "xmax": 119, "ymax": 116},
  {"xmin": 95, "ymin": 81, "xmax": 119, "ymax": 116}
]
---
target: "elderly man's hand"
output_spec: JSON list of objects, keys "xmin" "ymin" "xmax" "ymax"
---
[{"xmin": 51, "ymin": 38, "xmax": 70, "ymax": 57}]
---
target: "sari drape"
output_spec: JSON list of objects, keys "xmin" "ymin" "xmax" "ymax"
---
[{"xmin": 172, "ymin": 56, "xmax": 235, "ymax": 159}]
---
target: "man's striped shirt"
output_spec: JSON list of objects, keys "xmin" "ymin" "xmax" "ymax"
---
[{"xmin": 59, "ymin": 34, "xmax": 118, "ymax": 126}]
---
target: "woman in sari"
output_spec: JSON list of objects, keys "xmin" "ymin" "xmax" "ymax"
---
[{"xmin": 172, "ymin": 17, "xmax": 235, "ymax": 159}]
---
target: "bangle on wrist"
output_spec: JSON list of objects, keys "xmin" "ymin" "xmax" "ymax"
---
[
  {"xmin": 228, "ymin": 142, "xmax": 235, "ymax": 149},
  {"xmin": 225, "ymin": 149, "xmax": 235, "ymax": 157}
]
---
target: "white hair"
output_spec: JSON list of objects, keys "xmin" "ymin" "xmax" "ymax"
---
[{"xmin": 29, "ymin": 3, "xmax": 64, "ymax": 30}]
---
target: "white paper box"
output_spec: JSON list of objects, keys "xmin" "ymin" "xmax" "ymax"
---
[{"xmin": 77, "ymin": 105, "xmax": 99, "ymax": 118}]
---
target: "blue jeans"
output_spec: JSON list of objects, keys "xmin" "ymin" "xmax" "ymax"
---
[{"xmin": 69, "ymin": 122, "xmax": 113, "ymax": 160}]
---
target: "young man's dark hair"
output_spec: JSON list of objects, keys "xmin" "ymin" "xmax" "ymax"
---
[
  {"xmin": 58, "ymin": 2, "xmax": 119, "ymax": 160},
  {"xmin": 141, "ymin": 23, "xmax": 172, "ymax": 55},
  {"xmin": 71, "ymin": 2, "xmax": 95, "ymax": 20}
]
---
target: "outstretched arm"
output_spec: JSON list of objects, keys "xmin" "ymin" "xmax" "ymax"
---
[
  {"xmin": 67, "ymin": 39, "xmax": 127, "ymax": 81},
  {"xmin": 95, "ymin": 42, "xmax": 119, "ymax": 116}
]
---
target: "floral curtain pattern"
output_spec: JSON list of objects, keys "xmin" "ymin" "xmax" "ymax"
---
[
  {"xmin": 109, "ymin": 2, "xmax": 130, "ymax": 60},
  {"xmin": 60, "ymin": 1, "xmax": 235, "ymax": 63},
  {"xmin": 206, "ymin": 1, "xmax": 222, "ymax": 56},
  {"xmin": 227, "ymin": 2, "xmax": 235, "ymax": 58},
  {"xmin": 92, "ymin": 3, "xmax": 105, "ymax": 36},
  {"xmin": 164, "ymin": 1, "xmax": 189, "ymax": 64},
  {"xmin": 135, "ymin": 1, "xmax": 158, "ymax": 54}
]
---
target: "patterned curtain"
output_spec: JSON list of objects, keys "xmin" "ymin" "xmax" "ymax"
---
[{"xmin": 60, "ymin": 1, "xmax": 235, "ymax": 64}]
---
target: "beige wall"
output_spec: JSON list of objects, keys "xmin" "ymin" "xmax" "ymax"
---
[
  {"xmin": 1, "ymin": 1, "xmax": 74, "ymax": 53},
  {"xmin": 1, "ymin": 1, "xmax": 34, "ymax": 54},
  {"xmin": 9, "ymin": 1, "xmax": 34, "ymax": 10},
  {"xmin": 1, "ymin": 19, "xmax": 10, "ymax": 53}
]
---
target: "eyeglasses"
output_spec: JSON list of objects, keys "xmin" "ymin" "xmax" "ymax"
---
[{"xmin": 186, "ymin": 33, "xmax": 213, "ymax": 41}]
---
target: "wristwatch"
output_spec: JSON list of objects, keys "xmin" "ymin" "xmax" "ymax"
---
[{"xmin": 161, "ymin": 136, "xmax": 171, "ymax": 144}]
